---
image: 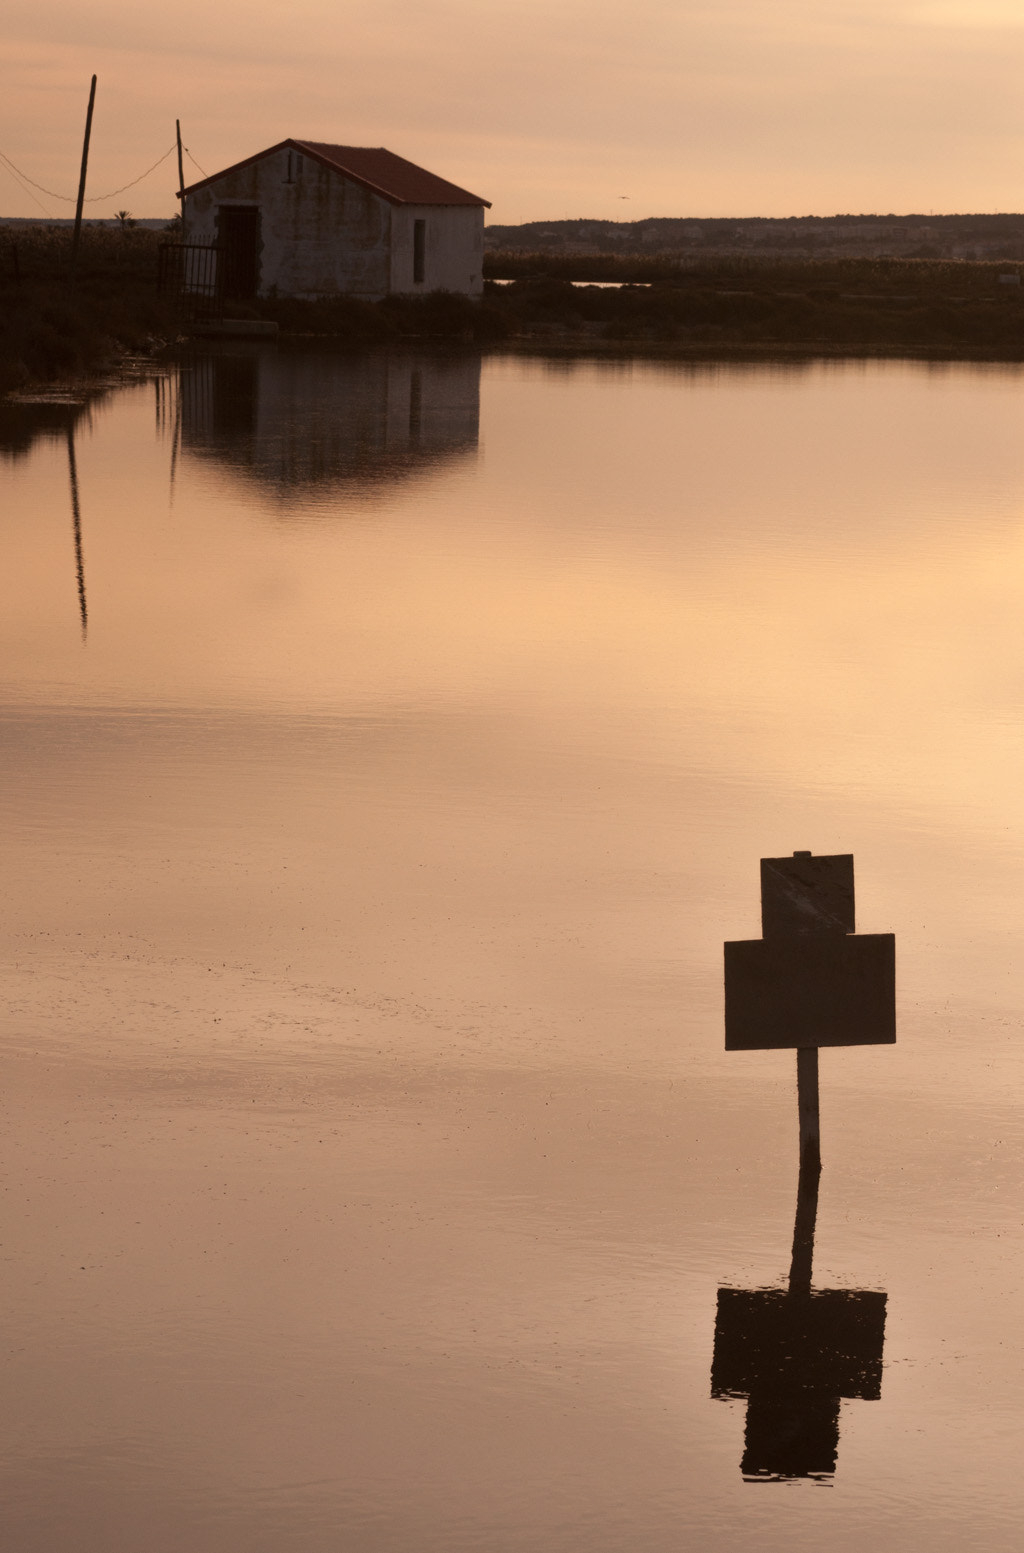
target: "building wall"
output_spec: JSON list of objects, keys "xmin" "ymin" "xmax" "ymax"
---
[
  {"xmin": 389, "ymin": 205, "xmax": 485, "ymax": 296},
  {"xmin": 183, "ymin": 146, "xmax": 485, "ymax": 300}
]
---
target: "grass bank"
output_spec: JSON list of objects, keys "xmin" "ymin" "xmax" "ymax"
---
[
  {"xmin": 0, "ymin": 225, "xmax": 179, "ymax": 395},
  {"xmin": 477, "ymin": 256, "xmax": 1024, "ymax": 356},
  {"xmin": 4, "ymin": 230, "xmax": 1024, "ymax": 396},
  {"xmin": 484, "ymin": 249, "xmax": 1024, "ymax": 291},
  {"xmin": 250, "ymin": 257, "xmax": 1024, "ymax": 357}
]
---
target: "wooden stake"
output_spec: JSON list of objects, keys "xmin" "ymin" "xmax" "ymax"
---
[
  {"xmin": 69, "ymin": 75, "xmax": 97, "ymax": 289},
  {"xmin": 797, "ymin": 1045, "xmax": 821, "ymax": 1173}
]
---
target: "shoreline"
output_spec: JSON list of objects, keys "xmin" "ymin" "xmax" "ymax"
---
[
  {"xmin": 469, "ymin": 336, "xmax": 1024, "ymax": 363},
  {"xmin": 6, "ymin": 332, "xmax": 1024, "ymax": 412},
  {"xmin": 5, "ymin": 228, "xmax": 1024, "ymax": 404}
]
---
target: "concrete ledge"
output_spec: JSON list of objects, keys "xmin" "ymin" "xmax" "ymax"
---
[{"xmin": 191, "ymin": 319, "xmax": 280, "ymax": 339}]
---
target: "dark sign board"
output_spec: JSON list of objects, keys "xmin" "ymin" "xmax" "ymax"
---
[
  {"xmin": 724, "ymin": 851, "xmax": 895, "ymax": 1051},
  {"xmin": 724, "ymin": 934, "xmax": 895, "ymax": 1050}
]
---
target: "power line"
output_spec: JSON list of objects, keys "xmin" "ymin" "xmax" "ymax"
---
[
  {"xmin": 184, "ymin": 147, "xmax": 208, "ymax": 179},
  {"xmin": 0, "ymin": 154, "xmax": 54, "ymax": 217},
  {"xmin": 0, "ymin": 143, "xmax": 176, "ymax": 204},
  {"xmin": 0, "ymin": 149, "xmax": 75, "ymax": 201},
  {"xmin": 86, "ymin": 144, "xmax": 177, "ymax": 201}
]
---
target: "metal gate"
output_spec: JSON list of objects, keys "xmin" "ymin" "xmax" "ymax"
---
[{"xmin": 158, "ymin": 242, "xmax": 219, "ymax": 319}]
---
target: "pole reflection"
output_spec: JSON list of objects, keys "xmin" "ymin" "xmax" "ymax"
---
[
  {"xmin": 711, "ymin": 1162, "xmax": 887, "ymax": 1483},
  {"xmin": 66, "ymin": 421, "xmax": 88, "ymax": 641}
]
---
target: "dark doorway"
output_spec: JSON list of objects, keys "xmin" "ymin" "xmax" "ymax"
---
[{"xmin": 217, "ymin": 206, "xmax": 261, "ymax": 300}]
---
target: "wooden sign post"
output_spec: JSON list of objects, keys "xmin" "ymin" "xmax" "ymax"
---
[
  {"xmin": 713, "ymin": 854, "xmax": 894, "ymax": 1478},
  {"xmin": 724, "ymin": 850, "xmax": 895, "ymax": 1170}
]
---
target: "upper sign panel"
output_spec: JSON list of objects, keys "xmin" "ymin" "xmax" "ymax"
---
[{"xmin": 761, "ymin": 853, "xmax": 855, "ymax": 938}]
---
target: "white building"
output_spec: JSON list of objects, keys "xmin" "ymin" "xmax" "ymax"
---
[{"xmin": 180, "ymin": 140, "xmax": 490, "ymax": 301}]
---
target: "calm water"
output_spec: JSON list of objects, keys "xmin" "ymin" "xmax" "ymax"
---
[{"xmin": 2, "ymin": 347, "xmax": 1024, "ymax": 1550}]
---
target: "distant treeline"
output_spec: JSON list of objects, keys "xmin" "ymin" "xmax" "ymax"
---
[
  {"xmin": 485, "ymin": 213, "xmax": 1024, "ymax": 263},
  {"xmin": 0, "ymin": 216, "xmax": 175, "ymax": 231}
]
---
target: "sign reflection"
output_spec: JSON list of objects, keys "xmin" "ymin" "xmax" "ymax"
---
[{"xmin": 711, "ymin": 1162, "xmax": 887, "ymax": 1483}]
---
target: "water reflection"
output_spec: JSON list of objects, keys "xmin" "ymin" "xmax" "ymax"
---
[
  {"xmin": 65, "ymin": 423, "xmax": 88, "ymax": 640},
  {"xmin": 10, "ymin": 354, "xmax": 1024, "ymax": 1546},
  {"xmin": 712, "ymin": 1164, "xmax": 888, "ymax": 1483},
  {"xmin": 0, "ymin": 394, "xmax": 92, "ymax": 461},
  {"xmin": 0, "ymin": 400, "xmax": 91, "ymax": 639},
  {"xmin": 178, "ymin": 347, "xmax": 481, "ymax": 501}
]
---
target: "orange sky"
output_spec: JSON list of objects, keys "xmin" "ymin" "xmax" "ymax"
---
[{"xmin": 1, "ymin": 0, "xmax": 1022, "ymax": 223}]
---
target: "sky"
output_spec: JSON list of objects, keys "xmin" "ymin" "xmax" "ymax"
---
[{"xmin": 0, "ymin": 0, "xmax": 1022, "ymax": 224}]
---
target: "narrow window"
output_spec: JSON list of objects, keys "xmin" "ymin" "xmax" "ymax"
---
[{"xmin": 413, "ymin": 220, "xmax": 426, "ymax": 284}]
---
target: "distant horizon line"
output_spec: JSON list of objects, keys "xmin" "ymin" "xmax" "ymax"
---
[
  {"xmin": 487, "ymin": 211, "xmax": 1024, "ymax": 226},
  {"xmin": 2, "ymin": 210, "xmax": 1023, "ymax": 227}
]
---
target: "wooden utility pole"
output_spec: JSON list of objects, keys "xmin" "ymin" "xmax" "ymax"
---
[
  {"xmin": 69, "ymin": 75, "xmax": 97, "ymax": 289},
  {"xmin": 176, "ymin": 120, "xmax": 185, "ymax": 233}
]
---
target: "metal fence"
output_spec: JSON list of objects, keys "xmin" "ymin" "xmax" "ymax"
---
[{"xmin": 158, "ymin": 242, "xmax": 219, "ymax": 319}]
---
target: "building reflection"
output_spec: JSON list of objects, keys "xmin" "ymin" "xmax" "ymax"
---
[
  {"xmin": 711, "ymin": 1163, "xmax": 887, "ymax": 1482},
  {"xmin": 178, "ymin": 347, "xmax": 480, "ymax": 500}
]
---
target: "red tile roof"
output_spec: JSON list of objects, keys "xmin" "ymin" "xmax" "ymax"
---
[{"xmin": 181, "ymin": 140, "xmax": 490, "ymax": 207}]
